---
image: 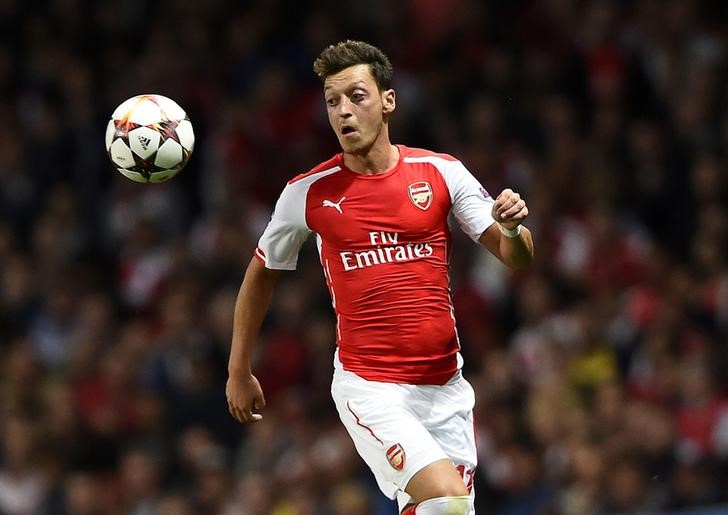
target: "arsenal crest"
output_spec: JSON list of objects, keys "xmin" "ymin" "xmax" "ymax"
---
[
  {"xmin": 408, "ymin": 182, "xmax": 433, "ymax": 210},
  {"xmin": 386, "ymin": 443, "xmax": 406, "ymax": 471}
]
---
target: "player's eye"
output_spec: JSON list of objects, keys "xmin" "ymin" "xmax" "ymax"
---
[
  {"xmin": 351, "ymin": 93, "xmax": 365, "ymax": 102},
  {"xmin": 326, "ymin": 98, "xmax": 338, "ymax": 107}
]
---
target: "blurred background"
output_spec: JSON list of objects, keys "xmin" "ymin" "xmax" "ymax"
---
[{"xmin": 2, "ymin": 0, "xmax": 728, "ymax": 513}]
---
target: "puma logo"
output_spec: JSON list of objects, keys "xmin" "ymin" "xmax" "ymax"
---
[{"xmin": 322, "ymin": 196, "xmax": 345, "ymax": 214}]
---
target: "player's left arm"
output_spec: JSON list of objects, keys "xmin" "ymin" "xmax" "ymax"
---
[{"xmin": 478, "ymin": 188, "xmax": 534, "ymax": 269}]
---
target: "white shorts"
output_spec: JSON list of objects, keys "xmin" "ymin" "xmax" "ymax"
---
[{"xmin": 331, "ymin": 352, "xmax": 477, "ymax": 510}]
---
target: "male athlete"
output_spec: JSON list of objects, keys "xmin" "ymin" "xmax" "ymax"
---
[{"xmin": 226, "ymin": 40, "xmax": 534, "ymax": 515}]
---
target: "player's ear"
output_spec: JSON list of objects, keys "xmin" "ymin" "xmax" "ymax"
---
[{"xmin": 382, "ymin": 89, "xmax": 396, "ymax": 115}]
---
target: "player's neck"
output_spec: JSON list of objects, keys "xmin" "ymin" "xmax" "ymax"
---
[{"xmin": 343, "ymin": 138, "xmax": 399, "ymax": 175}]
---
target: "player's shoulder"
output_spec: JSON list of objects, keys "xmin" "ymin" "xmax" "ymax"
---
[
  {"xmin": 401, "ymin": 146, "xmax": 469, "ymax": 180},
  {"xmin": 401, "ymin": 145, "xmax": 460, "ymax": 164},
  {"xmin": 287, "ymin": 153, "xmax": 343, "ymax": 185}
]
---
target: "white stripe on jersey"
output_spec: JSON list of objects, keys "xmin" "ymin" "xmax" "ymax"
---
[
  {"xmin": 403, "ymin": 156, "xmax": 495, "ymax": 242},
  {"xmin": 257, "ymin": 165, "xmax": 341, "ymax": 270}
]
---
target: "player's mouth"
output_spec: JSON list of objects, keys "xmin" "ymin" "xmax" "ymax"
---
[{"xmin": 341, "ymin": 126, "xmax": 357, "ymax": 136}]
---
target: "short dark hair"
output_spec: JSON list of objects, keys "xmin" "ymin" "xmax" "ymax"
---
[{"xmin": 313, "ymin": 40, "xmax": 393, "ymax": 91}]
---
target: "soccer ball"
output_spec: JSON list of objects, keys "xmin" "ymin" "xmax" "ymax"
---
[{"xmin": 105, "ymin": 94, "xmax": 195, "ymax": 183}]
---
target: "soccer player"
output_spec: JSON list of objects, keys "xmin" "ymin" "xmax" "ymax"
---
[{"xmin": 226, "ymin": 40, "xmax": 534, "ymax": 515}]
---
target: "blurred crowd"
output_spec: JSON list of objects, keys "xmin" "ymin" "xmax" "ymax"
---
[{"xmin": 2, "ymin": 0, "xmax": 728, "ymax": 514}]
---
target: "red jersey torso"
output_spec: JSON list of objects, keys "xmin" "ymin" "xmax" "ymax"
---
[{"xmin": 255, "ymin": 145, "xmax": 494, "ymax": 384}]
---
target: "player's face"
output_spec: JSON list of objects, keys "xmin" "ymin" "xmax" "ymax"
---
[{"xmin": 324, "ymin": 64, "xmax": 395, "ymax": 154}]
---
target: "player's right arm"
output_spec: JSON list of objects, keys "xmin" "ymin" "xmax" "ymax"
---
[
  {"xmin": 226, "ymin": 257, "xmax": 280, "ymax": 423},
  {"xmin": 225, "ymin": 177, "xmax": 313, "ymax": 423}
]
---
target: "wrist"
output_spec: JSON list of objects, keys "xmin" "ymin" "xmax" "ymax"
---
[
  {"xmin": 228, "ymin": 365, "xmax": 252, "ymax": 378},
  {"xmin": 497, "ymin": 223, "xmax": 522, "ymax": 238}
]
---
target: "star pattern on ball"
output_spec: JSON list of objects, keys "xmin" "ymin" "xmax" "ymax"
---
[{"xmin": 106, "ymin": 95, "xmax": 194, "ymax": 184}]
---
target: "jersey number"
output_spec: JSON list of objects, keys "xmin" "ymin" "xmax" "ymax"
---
[{"xmin": 456, "ymin": 464, "xmax": 475, "ymax": 493}]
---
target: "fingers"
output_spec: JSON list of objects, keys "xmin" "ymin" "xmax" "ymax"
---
[
  {"xmin": 254, "ymin": 395, "xmax": 266, "ymax": 410},
  {"xmin": 227, "ymin": 402, "xmax": 245, "ymax": 423},
  {"xmin": 500, "ymin": 199, "xmax": 527, "ymax": 220},
  {"xmin": 226, "ymin": 376, "xmax": 265, "ymax": 424},
  {"xmin": 493, "ymin": 190, "xmax": 516, "ymax": 214},
  {"xmin": 248, "ymin": 393, "xmax": 266, "ymax": 422},
  {"xmin": 493, "ymin": 189, "xmax": 528, "ymax": 223},
  {"xmin": 227, "ymin": 400, "xmax": 264, "ymax": 424}
]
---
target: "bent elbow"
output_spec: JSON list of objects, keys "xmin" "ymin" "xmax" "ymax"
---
[{"xmin": 505, "ymin": 252, "xmax": 534, "ymax": 270}]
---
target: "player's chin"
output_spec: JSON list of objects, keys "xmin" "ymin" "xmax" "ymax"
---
[
  {"xmin": 339, "ymin": 137, "xmax": 368, "ymax": 154},
  {"xmin": 339, "ymin": 139, "xmax": 364, "ymax": 153}
]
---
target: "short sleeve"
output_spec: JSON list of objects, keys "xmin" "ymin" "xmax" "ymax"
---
[
  {"xmin": 256, "ymin": 182, "xmax": 311, "ymax": 270},
  {"xmin": 441, "ymin": 160, "xmax": 495, "ymax": 242}
]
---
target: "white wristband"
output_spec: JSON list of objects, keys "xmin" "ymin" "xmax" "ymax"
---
[{"xmin": 498, "ymin": 223, "xmax": 521, "ymax": 238}]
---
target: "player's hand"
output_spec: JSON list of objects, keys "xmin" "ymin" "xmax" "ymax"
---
[
  {"xmin": 226, "ymin": 373, "xmax": 266, "ymax": 423},
  {"xmin": 492, "ymin": 188, "xmax": 528, "ymax": 229}
]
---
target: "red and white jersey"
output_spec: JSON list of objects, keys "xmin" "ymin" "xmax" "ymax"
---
[{"xmin": 255, "ymin": 145, "xmax": 495, "ymax": 385}]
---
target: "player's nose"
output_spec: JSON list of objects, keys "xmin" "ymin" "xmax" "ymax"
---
[{"xmin": 335, "ymin": 97, "xmax": 353, "ymax": 118}]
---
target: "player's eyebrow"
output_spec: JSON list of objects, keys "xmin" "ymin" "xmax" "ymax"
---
[{"xmin": 324, "ymin": 80, "xmax": 369, "ymax": 92}]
